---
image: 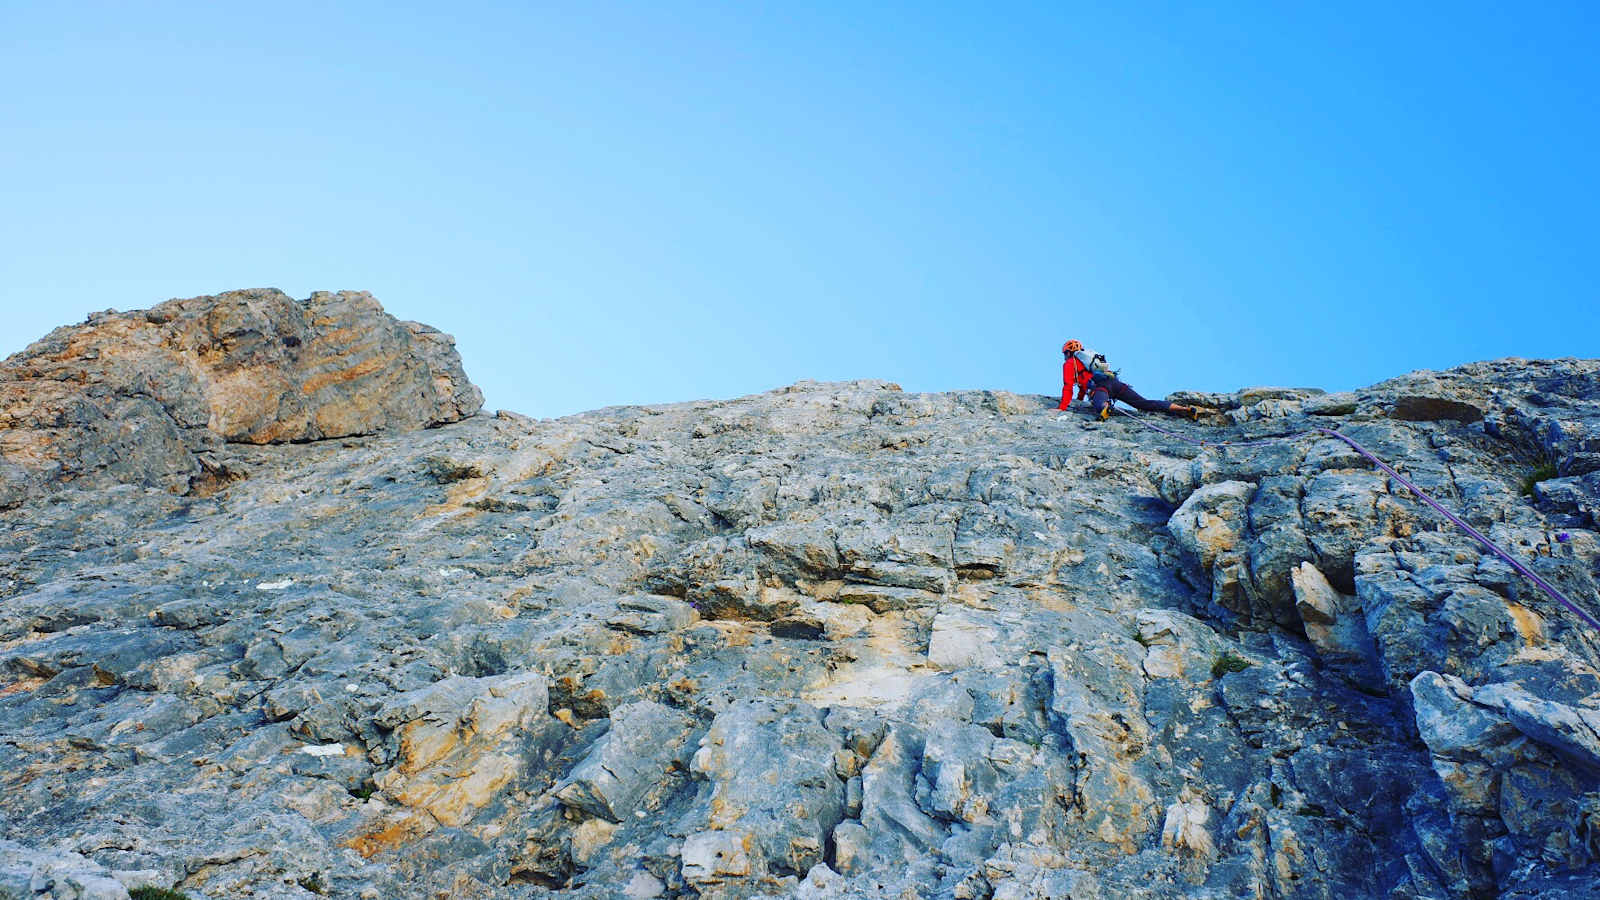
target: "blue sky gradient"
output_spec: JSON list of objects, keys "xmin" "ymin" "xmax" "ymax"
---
[{"xmin": 3, "ymin": 2, "xmax": 1596, "ymax": 417}]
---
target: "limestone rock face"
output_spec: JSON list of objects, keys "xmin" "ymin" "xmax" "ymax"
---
[
  {"xmin": 557, "ymin": 700, "xmax": 697, "ymax": 823},
  {"xmin": 0, "ymin": 288, "xmax": 481, "ymax": 503},
  {"xmin": 0, "ymin": 331, "xmax": 1598, "ymax": 900}
]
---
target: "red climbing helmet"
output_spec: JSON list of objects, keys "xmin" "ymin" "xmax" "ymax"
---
[{"xmin": 1062, "ymin": 340, "xmax": 1083, "ymax": 354}]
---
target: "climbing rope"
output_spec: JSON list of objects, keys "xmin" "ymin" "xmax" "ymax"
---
[{"xmin": 1102, "ymin": 403, "xmax": 1600, "ymax": 634}]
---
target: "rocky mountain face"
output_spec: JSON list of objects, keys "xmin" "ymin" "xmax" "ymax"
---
[{"xmin": 1, "ymin": 292, "xmax": 1598, "ymax": 900}]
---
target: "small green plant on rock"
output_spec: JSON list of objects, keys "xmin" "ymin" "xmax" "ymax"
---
[
  {"xmin": 1212, "ymin": 652, "xmax": 1251, "ymax": 678},
  {"xmin": 297, "ymin": 872, "xmax": 328, "ymax": 895},
  {"xmin": 130, "ymin": 888, "xmax": 192, "ymax": 900},
  {"xmin": 1521, "ymin": 461, "xmax": 1559, "ymax": 497}
]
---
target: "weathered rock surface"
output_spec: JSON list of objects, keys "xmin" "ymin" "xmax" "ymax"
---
[
  {"xmin": 1, "ymin": 304, "xmax": 1598, "ymax": 900},
  {"xmin": 0, "ymin": 288, "xmax": 481, "ymax": 505}
]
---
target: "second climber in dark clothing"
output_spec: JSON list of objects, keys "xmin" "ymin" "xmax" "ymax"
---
[{"xmin": 1059, "ymin": 340, "xmax": 1198, "ymax": 421}]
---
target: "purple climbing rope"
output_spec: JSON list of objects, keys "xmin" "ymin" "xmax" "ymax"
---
[
  {"xmin": 1312, "ymin": 428, "xmax": 1600, "ymax": 633},
  {"xmin": 1103, "ymin": 404, "xmax": 1600, "ymax": 633}
]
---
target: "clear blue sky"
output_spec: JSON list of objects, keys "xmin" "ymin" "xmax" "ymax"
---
[{"xmin": 3, "ymin": 2, "xmax": 1596, "ymax": 418}]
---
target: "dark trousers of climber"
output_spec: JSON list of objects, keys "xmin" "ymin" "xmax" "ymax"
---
[{"xmin": 1088, "ymin": 380, "xmax": 1169, "ymax": 415}]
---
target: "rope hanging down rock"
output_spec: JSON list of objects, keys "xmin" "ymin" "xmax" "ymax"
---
[{"xmin": 1103, "ymin": 404, "xmax": 1600, "ymax": 634}]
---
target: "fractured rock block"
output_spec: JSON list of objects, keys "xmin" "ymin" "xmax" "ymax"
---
[
  {"xmin": 1411, "ymin": 670, "xmax": 1600, "ymax": 869},
  {"xmin": 1168, "ymin": 480, "xmax": 1255, "ymax": 569},
  {"xmin": 830, "ymin": 820, "xmax": 871, "ymax": 875},
  {"xmin": 1160, "ymin": 792, "xmax": 1217, "ymax": 861},
  {"xmin": 354, "ymin": 671, "xmax": 553, "ymax": 852},
  {"xmin": 845, "ymin": 560, "xmax": 954, "ymax": 593},
  {"xmin": 1135, "ymin": 608, "xmax": 1224, "ymax": 684},
  {"xmin": 681, "ymin": 830, "xmax": 754, "ymax": 884},
  {"xmin": 918, "ymin": 718, "xmax": 1001, "ymax": 824},
  {"xmin": 953, "ymin": 535, "xmax": 1012, "ymax": 577},
  {"xmin": 1047, "ymin": 639, "xmax": 1155, "ymax": 851},
  {"xmin": 747, "ymin": 521, "xmax": 840, "ymax": 577},
  {"xmin": 1290, "ymin": 562, "xmax": 1383, "ymax": 690},
  {"xmin": 982, "ymin": 844, "xmax": 1102, "ymax": 900},
  {"xmin": 688, "ymin": 700, "xmax": 845, "ymax": 877},
  {"xmin": 1245, "ymin": 476, "xmax": 1316, "ymax": 624},
  {"xmin": 605, "ymin": 595, "xmax": 698, "ymax": 635},
  {"xmin": 928, "ymin": 610, "xmax": 1002, "ymax": 670},
  {"xmin": 859, "ymin": 726, "xmax": 946, "ymax": 863},
  {"xmin": 0, "ymin": 839, "xmax": 133, "ymax": 900},
  {"xmin": 835, "ymin": 583, "xmax": 939, "ymax": 613},
  {"xmin": 836, "ymin": 522, "xmax": 955, "ymax": 570},
  {"xmin": 1302, "ymin": 472, "xmax": 1414, "ymax": 591},
  {"xmin": 556, "ymin": 700, "xmax": 696, "ymax": 823}
]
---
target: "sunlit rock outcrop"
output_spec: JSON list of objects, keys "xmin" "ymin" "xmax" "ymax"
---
[{"xmin": 0, "ymin": 288, "xmax": 481, "ymax": 505}]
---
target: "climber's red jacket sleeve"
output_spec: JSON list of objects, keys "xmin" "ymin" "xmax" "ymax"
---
[{"xmin": 1059, "ymin": 359, "xmax": 1091, "ymax": 409}]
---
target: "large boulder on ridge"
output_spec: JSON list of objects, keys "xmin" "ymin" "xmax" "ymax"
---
[{"xmin": 0, "ymin": 288, "xmax": 481, "ymax": 501}]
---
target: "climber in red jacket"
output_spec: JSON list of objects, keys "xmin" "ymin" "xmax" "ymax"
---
[{"xmin": 1059, "ymin": 340, "xmax": 1199, "ymax": 421}]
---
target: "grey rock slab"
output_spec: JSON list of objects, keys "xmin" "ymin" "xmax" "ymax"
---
[
  {"xmin": 0, "ymin": 840, "xmax": 132, "ymax": 900},
  {"xmin": 1243, "ymin": 474, "xmax": 1316, "ymax": 624},
  {"xmin": 918, "ymin": 718, "xmax": 1002, "ymax": 824},
  {"xmin": 829, "ymin": 822, "xmax": 870, "ymax": 876},
  {"xmin": 953, "ymin": 534, "xmax": 1013, "ymax": 576},
  {"xmin": 688, "ymin": 699, "xmax": 846, "ymax": 877},
  {"xmin": 844, "ymin": 560, "xmax": 954, "ymax": 593},
  {"xmin": 858, "ymin": 725, "xmax": 946, "ymax": 864},
  {"xmin": 927, "ymin": 609, "xmax": 1003, "ymax": 670},
  {"xmin": 556, "ymin": 700, "xmax": 697, "ymax": 822},
  {"xmin": 1302, "ymin": 471, "xmax": 1416, "ymax": 591},
  {"xmin": 289, "ymin": 741, "xmax": 373, "ymax": 784},
  {"xmin": 1303, "ymin": 391, "xmax": 1359, "ymax": 416},
  {"xmin": 1167, "ymin": 480, "xmax": 1254, "ymax": 570},
  {"xmin": 1474, "ymin": 680, "xmax": 1600, "ymax": 772},
  {"xmin": 606, "ymin": 594, "xmax": 699, "ymax": 635},
  {"xmin": 833, "ymin": 583, "xmax": 940, "ymax": 613},
  {"xmin": 1134, "ymin": 608, "xmax": 1224, "ymax": 684},
  {"xmin": 951, "ymin": 667, "xmax": 1051, "ymax": 745},
  {"xmin": 1046, "ymin": 638, "xmax": 1157, "ymax": 852},
  {"xmin": 746, "ymin": 521, "xmax": 841, "ymax": 578}
]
